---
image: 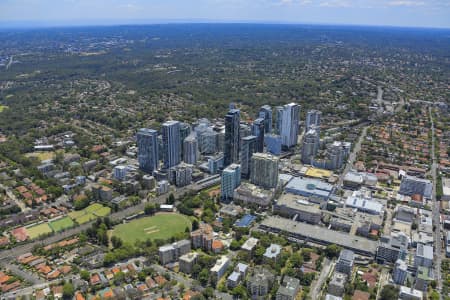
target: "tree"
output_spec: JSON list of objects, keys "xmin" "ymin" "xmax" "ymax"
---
[
  {"xmin": 111, "ymin": 236, "xmax": 123, "ymax": 248},
  {"xmin": 202, "ymin": 287, "xmax": 215, "ymax": 299},
  {"xmin": 62, "ymin": 282, "xmax": 74, "ymax": 300},
  {"xmin": 380, "ymin": 285, "xmax": 399, "ymax": 300},
  {"xmin": 291, "ymin": 252, "xmax": 304, "ymax": 268},
  {"xmin": 80, "ymin": 270, "xmax": 90, "ymax": 281},
  {"xmin": 231, "ymin": 285, "xmax": 248, "ymax": 299},
  {"xmin": 192, "ymin": 219, "xmax": 199, "ymax": 231},
  {"xmin": 114, "ymin": 271, "xmax": 126, "ymax": 285},
  {"xmin": 325, "ymin": 244, "xmax": 341, "ymax": 259},
  {"xmin": 198, "ymin": 269, "xmax": 210, "ymax": 286},
  {"xmin": 192, "ymin": 264, "xmax": 202, "ymax": 278},
  {"xmin": 230, "ymin": 240, "xmax": 241, "ymax": 250},
  {"xmin": 167, "ymin": 193, "xmax": 175, "ymax": 204},
  {"xmin": 145, "ymin": 203, "xmax": 156, "ymax": 215}
]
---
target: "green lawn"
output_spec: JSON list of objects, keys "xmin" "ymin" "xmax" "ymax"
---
[
  {"xmin": 75, "ymin": 213, "xmax": 96, "ymax": 224},
  {"xmin": 68, "ymin": 210, "xmax": 85, "ymax": 220},
  {"xmin": 26, "ymin": 223, "xmax": 53, "ymax": 239},
  {"xmin": 94, "ymin": 207, "xmax": 111, "ymax": 217},
  {"xmin": 85, "ymin": 203, "xmax": 104, "ymax": 213},
  {"xmin": 112, "ymin": 213, "xmax": 191, "ymax": 244},
  {"xmin": 69, "ymin": 203, "xmax": 110, "ymax": 224},
  {"xmin": 49, "ymin": 217, "xmax": 75, "ymax": 232}
]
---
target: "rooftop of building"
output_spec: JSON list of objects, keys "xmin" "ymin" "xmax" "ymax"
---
[
  {"xmin": 345, "ymin": 192, "xmax": 384, "ymax": 215},
  {"xmin": 241, "ymin": 237, "xmax": 259, "ymax": 250},
  {"xmin": 416, "ymin": 266, "xmax": 434, "ymax": 280},
  {"xmin": 399, "ymin": 286, "xmax": 423, "ymax": 298},
  {"xmin": 305, "ymin": 167, "xmax": 332, "ymax": 179},
  {"xmin": 416, "ymin": 243, "xmax": 433, "ymax": 259},
  {"xmin": 264, "ymin": 244, "xmax": 282, "ymax": 259},
  {"xmin": 211, "ymin": 256, "xmax": 230, "ymax": 272},
  {"xmin": 260, "ymin": 216, "xmax": 378, "ymax": 256},
  {"xmin": 443, "ymin": 177, "xmax": 450, "ymax": 196},
  {"xmin": 227, "ymin": 271, "xmax": 240, "ymax": 282},
  {"xmin": 236, "ymin": 263, "xmax": 248, "ymax": 273},
  {"xmin": 252, "ymin": 152, "xmax": 279, "ymax": 161},
  {"xmin": 277, "ymin": 276, "xmax": 300, "ymax": 297},
  {"xmin": 339, "ymin": 249, "xmax": 355, "ymax": 262},
  {"xmin": 179, "ymin": 252, "xmax": 199, "ymax": 262},
  {"xmin": 285, "ymin": 176, "xmax": 334, "ymax": 197},
  {"xmin": 276, "ymin": 193, "xmax": 321, "ymax": 213},
  {"xmin": 235, "ymin": 182, "xmax": 274, "ymax": 197}
]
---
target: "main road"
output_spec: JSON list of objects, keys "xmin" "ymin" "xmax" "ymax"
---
[
  {"xmin": 429, "ymin": 107, "xmax": 443, "ymax": 298},
  {"xmin": 337, "ymin": 124, "xmax": 370, "ymax": 191}
]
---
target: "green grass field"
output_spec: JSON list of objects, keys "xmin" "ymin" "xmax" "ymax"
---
[
  {"xmin": 68, "ymin": 210, "xmax": 85, "ymax": 220},
  {"xmin": 49, "ymin": 217, "xmax": 75, "ymax": 232},
  {"xmin": 26, "ymin": 223, "xmax": 53, "ymax": 239},
  {"xmin": 85, "ymin": 203, "xmax": 103, "ymax": 213},
  {"xmin": 25, "ymin": 151, "xmax": 55, "ymax": 162},
  {"xmin": 94, "ymin": 207, "xmax": 111, "ymax": 217},
  {"xmin": 75, "ymin": 213, "xmax": 96, "ymax": 224},
  {"xmin": 69, "ymin": 203, "xmax": 111, "ymax": 224},
  {"xmin": 112, "ymin": 213, "xmax": 191, "ymax": 244}
]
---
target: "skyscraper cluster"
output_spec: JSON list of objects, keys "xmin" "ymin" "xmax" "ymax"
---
[{"xmin": 136, "ymin": 102, "xmax": 319, "ymax": 203}]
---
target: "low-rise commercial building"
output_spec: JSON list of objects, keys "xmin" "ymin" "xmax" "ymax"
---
[
  {"xmin": 260, "ymin": 216, "xmax": 378, "ymax": 257},
  {"xmin": 274, "ymin": 193, "xmax": 321, "ymax": 224},
  {"xmin": 233, "ymin": 182, "xmax": 274, "ymax": 208},
  {"xmin": 345, "ymin": 190, "xmax": 384, "ymax": 215},
  {"xmin": 399, "ymin": 175, "xmax": 432, "ymax": 199},
  {"xmin": 284, "ymin": 177, "xmax": 334, "ymax": 200}
]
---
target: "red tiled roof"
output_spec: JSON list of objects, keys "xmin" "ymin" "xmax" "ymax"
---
[
  {"xmin": 75, "ymin": 291, "xmax": 86, "ymax": 300},
  {"xmin": 12, "ymin": 227, "xmax": 28, "ymax": 242},
  {"xmin": 353, "ymin": 290, "xmax": 370, "ymax": 300},
  {"xmin": 90, "ymin": 274, "xmax": 100, "ymax": 285}
]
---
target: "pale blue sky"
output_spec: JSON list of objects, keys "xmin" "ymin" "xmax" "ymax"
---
[{"xmin": 0, "ymin": 0, "xmax": 449, "ymax": 28}]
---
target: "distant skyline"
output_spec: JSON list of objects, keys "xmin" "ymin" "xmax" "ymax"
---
[{"xmin": 1, "ymin": 0, "xmax": 450, "ymax": 29}]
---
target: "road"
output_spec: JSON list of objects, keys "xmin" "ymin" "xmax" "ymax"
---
[
  {"xmin": 337, "ymin": 125, "xmax": 369, "ymax": 191},
  {"xmin": 375, "ymin": 268, "xmax": 389, "ymax": 300},
  {"xmin": 0, "ymin": 183, "xmax": 28, "ymax": 212},
  {"xmin": 5, "ymin": 56, "xmax": 13, "ymax": 70},
  {"xmin": 0, "ymin": 186, "xmax": 190, "ymax": 262},
  {"xmin": 383, "ymin": 209, "xmax": 393, "ymax": 236},
  {"xmin": 429, "ymin": 106, "xmax": 443, "ymax": 298},
  {"xmin": 1, "ymin": 273, "xmax": 80, "ymax": 299},
  {"xmin": 0, "ymin": 260, "xmax": 44, "ymax": 285},
  {"xmin": 309, "ymin": 258, "xmax": 334, "ymax": 300}
]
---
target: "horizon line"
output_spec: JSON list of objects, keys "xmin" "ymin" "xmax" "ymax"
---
[{"xmin": 1, "ymin": 19, "xmax": 449, "ymax": 31}]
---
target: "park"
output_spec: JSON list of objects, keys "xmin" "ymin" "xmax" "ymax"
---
[{"xmin": 112, "ymin": 213, "xmax": 191, "ymax": 244}]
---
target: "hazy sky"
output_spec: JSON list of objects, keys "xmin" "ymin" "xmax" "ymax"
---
[{"xmin": 1, "ymin": 0, "xmax": 449, "ymax": 28}]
